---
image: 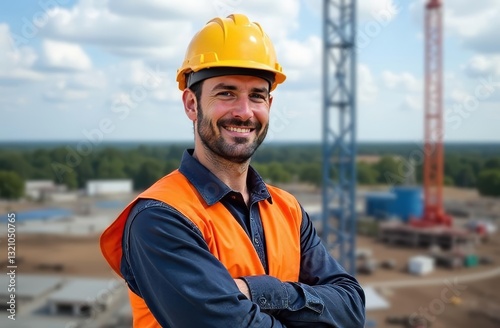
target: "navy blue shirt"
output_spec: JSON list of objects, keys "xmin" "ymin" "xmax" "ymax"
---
[{"xmin": 121, "ymin": 150, "xmax": 365, "ymax": 327}]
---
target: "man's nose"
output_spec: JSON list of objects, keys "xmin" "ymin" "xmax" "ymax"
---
[{"xmin": 231, "ymin": 97, "xmax": 254, "ymax": 121}]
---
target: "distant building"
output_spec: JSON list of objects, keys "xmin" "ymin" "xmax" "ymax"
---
[
  {"xmin": 25, "ymin": 180, "xmax": 71, "ymax": 202},
  {"xmin": 46, "ymin": 278, "xmax": 117, "ymax": 317},
  {"xmin": 86, "ymin": 179, "xmax": 133, "ymax": 196},
  {"xmin": 364, "ymin": 186, "xmax": 423, "ymax": 222},
  {"xmin": 0, "ymin": 275, "xmax": 63, "ymax": 307},
  {"xmin": 25, "ymin": 180, "xmax": 55, "ymax": 200}
]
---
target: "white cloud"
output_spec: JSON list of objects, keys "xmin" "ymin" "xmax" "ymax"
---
[
  {"xmin": 411, "ymin": 0, "xmax": 500, "ymax": 54},
  {"xmin": 0, "ymin": 24, "xmax": 42, "ymax": 84},
  {"xmin": 446, "ymin": 7, "xmax": 500, "ymax": 53},
  {"xmin": 43, "ymin": 88, "xmax": 89, "ymax": 102},
  {"xmin": 40, "ymin": 39, "xmax": 92, "ymax": 71},
  {"xmin": 358, "ymin": 64, "xmax": 378, "ymax": 104},
  {"xmin": 358, "ymin": 0, "xmax": 400, "ymax": 22},
  {"xmin": 38, "ymin": 4, "xmax": 194, "ymax": 62},
  {"xmin": 107, "ymin": 0, "xmax": 207, "ymax": 20},
  {"xmin": 463, "ymin": 55, "xmax": 500, "ymax": 77},
  {"xmin": 399, "ymin": 95, "xmax": 421, "ymax": 111},
  {"xmin": 382, "ymin": 71, "xmax": 421, "ymax": 92},
  {"xmin": 67, "ymin": 70, "xmax": 108, "ymax": 90},
  {"xmin": 106, "ymin": 60, "xmax": 179, "ymax": 106},
  {"xmin": 276, "ymin": 36, "xmax": 321, "ymax": 86},
  {"xmin": 37, "ymin": 0, "xmax": 300, "ymax": 63}
]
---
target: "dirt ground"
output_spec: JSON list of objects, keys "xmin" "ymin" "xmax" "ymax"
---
[
  {"xmin": 356, "ymin": 233, "xmax": 500, "ymax": 328},
  {"xmin": 2, "ymin": 186, "xmax": 499, "ymax": 328},
  {"xmin": 9, "ymin": 233, "xmax": 115, "ymax": 278},
  {"xmin": 7, "ymin": 230, "xmax": 499, "ymax": 328}
]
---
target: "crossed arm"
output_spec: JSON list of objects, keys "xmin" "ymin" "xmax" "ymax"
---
[{"xmin": 122, "ymin": 200, "xmax": 365, "ymax": 327}]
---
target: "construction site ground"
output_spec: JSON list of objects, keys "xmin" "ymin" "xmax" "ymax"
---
[{"xmin": 2, "ymin": 185, "xmax": 499, "ymax": 327}]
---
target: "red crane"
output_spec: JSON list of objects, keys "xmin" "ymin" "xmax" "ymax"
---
[{"xmin": 411, "ymin": 0, "xmax": 452, "ymax": 227}]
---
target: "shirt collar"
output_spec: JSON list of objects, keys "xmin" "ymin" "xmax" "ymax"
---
[{"xmin": 178, "ymin": 149, "xmax": 272, "ymax": 206}]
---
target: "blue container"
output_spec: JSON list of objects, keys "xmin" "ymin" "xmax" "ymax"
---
[
  {"xmin": 391, "ymin": 186, "xmax": 423, "ymax": 222},
  {"xmin": 365, "ymin": 192, "xmax": 396, "ymax": 219},
  {"xmin": 7, "ymin": 207, "xmax": 74, "ymax": 222}
]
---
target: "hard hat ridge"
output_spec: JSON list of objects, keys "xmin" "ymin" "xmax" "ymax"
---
[{"xmin": 176, "ymin": 13, "xmax": 286, "ymax": 91}]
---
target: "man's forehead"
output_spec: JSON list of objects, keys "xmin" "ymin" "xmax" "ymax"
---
[{"xmin": 205, "ymin": 75, "xmax": 270, "ymax": 90}]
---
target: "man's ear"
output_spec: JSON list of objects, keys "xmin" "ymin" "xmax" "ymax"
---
[{"xmin": 182, "ymin": 89, "xmax": 197, "ymax": 121}]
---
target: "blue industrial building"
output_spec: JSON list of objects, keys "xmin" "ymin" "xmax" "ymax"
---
[{"xmin": 365, "ymin": 187, "xmax": 423, "ymax": 222}]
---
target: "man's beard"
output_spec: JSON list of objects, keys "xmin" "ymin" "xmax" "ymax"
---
[{"xmin": 196, "ymin": 105, "xmax": 268, "ymax": 164}]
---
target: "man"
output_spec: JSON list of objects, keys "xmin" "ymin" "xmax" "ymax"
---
[{"xmin": 101, "ymin": 13, "xmax": 365, "ymax": 327}]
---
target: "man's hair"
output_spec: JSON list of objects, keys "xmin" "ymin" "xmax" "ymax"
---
[{"xmin": 189, "ymin": 81, "xmax": 203, "ymax": 105}]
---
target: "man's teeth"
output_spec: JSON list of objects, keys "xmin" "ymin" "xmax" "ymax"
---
[{"xmin": 226, "ymin": 127, "xmax": 251, "ymax": 133}]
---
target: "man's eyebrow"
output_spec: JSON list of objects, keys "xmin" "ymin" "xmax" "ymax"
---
[
  {"xmin": 211, "ymin": 83, "xmax": 269, "ymax": 94},
  {"xmin": 250, "ymin": 87, "xmax": 269, "ymax": 94},
  {"xmin": 211, "ymin": 83, "xmax": 237, "ymax": 91}
]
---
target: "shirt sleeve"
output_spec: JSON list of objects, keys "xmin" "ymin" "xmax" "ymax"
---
[
  {"xmin": 121, "ymin": 199, "xmax": 287, "ymax": 328},
  {"xmin": 240, "ymin": 206, "xmax": 366, "ymax": 328}
]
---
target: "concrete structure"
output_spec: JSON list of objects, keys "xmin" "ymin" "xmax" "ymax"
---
[
  {"xmin": 0, "ymin": 275, "xmax": 63, "ymax": 306},
  {"xmin": 408, "ymin": 255, "xmax": 435, "ymax": 276},
  {"xmin": 363, "ymin": 286, "xmax": 390, "ymax": 311},
  {"xmin": 114, "ymin": 300, "xmax": 133, "ymax": 327},
  {"xmin": 0, "ymin": 275, "xmax": 127, "ymax": 328},
  {"xmin": 379, "ymin": 221, "xmax": 477, "ymax": 250},
  {"xmin": 25, "ymin": 180, "xmax": 56, "ymax": 200},
  {"xmin": 46, "ymin": 278, "xmax": 116, "ymax": 317},
  {"xmin": 44, "ymin": 191, "xmax": 79, "ymax": 203},
  {"xmin": 11, "ymin": 207, "xmax": 73, "ymax": 223},
  {"xmin": 15, "ymin": 215, "xmax": 114, "ymax": 236},
  {"xmin": 86, "ymin": 179, "xmax": 133, "ymax": 196}
]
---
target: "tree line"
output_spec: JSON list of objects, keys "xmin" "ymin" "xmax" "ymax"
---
[{"xmin": 0, "ymin": 143, "xmax": 499, "ymax": 199}]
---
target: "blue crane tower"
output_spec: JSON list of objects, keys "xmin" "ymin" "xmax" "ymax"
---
[{"xmin": 321, "ymin": 0, "xmax": 357, "ymax": 275}]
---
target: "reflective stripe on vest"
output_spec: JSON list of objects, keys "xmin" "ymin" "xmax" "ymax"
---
[{"xmin": 100, "ymin": 170, "xmax": 302, "ymax": 327}]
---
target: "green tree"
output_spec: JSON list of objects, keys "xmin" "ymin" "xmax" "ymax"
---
[
  {"xmin": 483, "ymin": 157, "xmax": 500, "ymax": 170},
  {"xmin": 95, "ymin": 158, "xmax": 126, "ymax": 179},
  {"xmin": 357, "ymin": 162, "xmax": 379, "ymax": 185},
  {"xmin": 477, "ymin": 169, "xmax": 500, "ymax": 197},
  {"xmin": 134, "ymin": 160, "xmax": 165, "ymax": 190},
  {"xmin": 252, "ymin": 163, "xmax": 269, "ymax": 181},
  {"xmin": 298, "ymin": 162, "xmax": 322, "ymax": 186},
  {"xmin": 0, "ymin": 171, "xmax": 24, "ymax": 199},
  {"xmin": 74, "ymin": 157, "xmax": 95, "ymax": 188},
  {"xmin": 62, "ymin": 169, "xmax": 79, "ymax": 190},
  {"xmin": 0, "ymin": 152, "xmax": 33, "ymax": 178},
  {"xmin": 374, "ymin": 156, "xmax": 403, "ymax": 185},
  {"xmin": 164, "ymin": 159, "xmax": 180, "ymax": 175},
  {"xmin": 456, "ymin": 165, "xmax": 476, "ymax": 187},
  {"xmin": 444, "ymin": 176, "xmax": 454, "ymax": 186},
  {"xmin": 267, "ymin": 162, "xmax": 292, "ymax": 184}
]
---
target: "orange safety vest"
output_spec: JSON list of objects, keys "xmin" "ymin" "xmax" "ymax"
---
[{"xmin": 100, "ymin": 170, "xmax": 302, "ymax": 327}]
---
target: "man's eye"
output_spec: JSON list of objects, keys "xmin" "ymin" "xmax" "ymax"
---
[
  {"xmin": 250, "ymin": 94, "xmax": 266, "ymax": 101},
  {"xmin": 217, "ymin": 91, "xmax": 233, "ymax": 97}
]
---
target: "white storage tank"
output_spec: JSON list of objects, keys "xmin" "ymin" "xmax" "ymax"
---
[
  {"xmin": 86, "ymin": 179, "xmax": 133, "ymax": 196},
  {"xmin": 408, "ymin": 255, "xmax": 434, "ymax": 276}
]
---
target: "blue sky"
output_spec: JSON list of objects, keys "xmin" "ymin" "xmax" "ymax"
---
[{"xmin": 0, "ymin": 0, "xmax": 499, "ymax": 143}]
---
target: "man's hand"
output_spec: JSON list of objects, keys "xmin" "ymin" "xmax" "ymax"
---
[{"xmin": 234, "ymin": 278, "xmax": 251, "ymax": 300}]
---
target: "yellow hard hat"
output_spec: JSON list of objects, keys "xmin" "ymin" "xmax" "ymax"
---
[{"xmin": 176, "ymin": 14, "xmax": 286, "ymax": 91}]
